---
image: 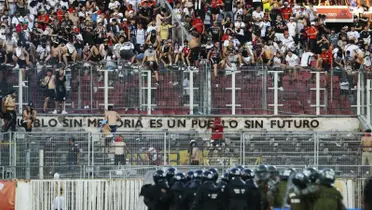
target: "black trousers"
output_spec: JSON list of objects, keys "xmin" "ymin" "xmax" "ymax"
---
[{"xmin": 3, "ymin": 110, "xmax": 16, "ymax": 132}]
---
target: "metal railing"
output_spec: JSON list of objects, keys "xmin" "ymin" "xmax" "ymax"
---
[
  {"xmin": 0, "ymin": 62, "xmax": 358, "ymax": 116},
  {"xmin": 0, "ymin": 131, "xmax": 370, "ymax": 179}
]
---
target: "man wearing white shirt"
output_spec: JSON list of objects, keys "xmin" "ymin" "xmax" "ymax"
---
[
  {"xmin": 282, "ymin": 32, "xmax": 296, "ymax": 52},
  {"xmin": 285, "ymin": 51, "xmax": 299, "ymax": 82},
  {"xmin": 347, "ymin": 27, "xmax": 360, "ymax": 40},
  {"xmin": 301, "ymin": 48, "xmax": 314, "ymax": 67},
  {"xmin": 287, "ymin": 17, "xmax": 297, "ymax": 38},
  {"xmin": 252, "ymin": 6, "xmax": 264, "ymax": 22}
]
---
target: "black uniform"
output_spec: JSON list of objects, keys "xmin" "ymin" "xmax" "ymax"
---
[
  {"xmin": 245, "ymin": 179, "xmax": 261, "ymax": 210},
  {"xmin": 140, "ymin": 180, "xmax": 170, "ymax": 210},
  {"xmin": 169, "ymin": 180, "xmax": 187, "ymax": 210},
  {"xmin": 184, "ymin": 179, "xmax": 202, "ymax": 210},
  {"xmin": 224, "ymin": 176, "xmax": 252, "ymax": 210},
  {"xmin": 191, "ymin": 180, "xmax": 222, "ymax": 210}
]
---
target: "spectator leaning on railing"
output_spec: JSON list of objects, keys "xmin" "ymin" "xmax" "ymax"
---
[{"xmin": 0, "ymin": 0, "xmax": 370, "ymax": 114}]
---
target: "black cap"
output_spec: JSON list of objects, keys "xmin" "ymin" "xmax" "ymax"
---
[{"xmin": 28, "ymin": 101, "xmax": 34, "ymax": 107}]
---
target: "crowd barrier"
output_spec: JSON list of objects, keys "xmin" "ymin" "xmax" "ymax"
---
[
  {"xmin": 0, "ymin": 172, "xmax": 368, "ymax": 210},
  {"xmin": 0, "ymin": 62, "xmax": 360, "ymax": 116},
  {"xmin": 0, "ymin": 131, "xmax": 369, "ymax": 179}
]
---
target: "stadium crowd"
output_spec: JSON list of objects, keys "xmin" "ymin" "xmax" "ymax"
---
[{"xmin": 0, "ymin": 0, "xmax": 371, "ymax": 108}]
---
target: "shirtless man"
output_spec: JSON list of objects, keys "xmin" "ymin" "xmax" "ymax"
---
[
  {"xmin": 45, "ymin": 41, "xmax": 61, "ymax": 67},
  {"xmin": 41, "ymin": 69, "xmax": 58, "ymax": 114},
  {"xmin": 189, "ymin": 31, "xmax": 201, "ymax": 67},
  {"xmin": 361, "ymin": 129, "xmax": 372, "ymax": 175},
  {"xmin": 142, "ymin": 45, "xmax": 160, "ymax": 85},
  {"xmin": 2, "ymin": 90, "xmax": 16, "ymax": 132},
  {"xmin": 261, "ymin": 40, "xmax": 275, "ymax": 66},
  {"xmin": 104, "ymin": 106, "xmax": 121, "ymax": 134}
]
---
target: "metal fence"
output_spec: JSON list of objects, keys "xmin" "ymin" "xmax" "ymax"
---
[
  {"xmin": 1, "ymin": 62, "xmax": 359, "ymax": 116},
  {"xmin": 0, "ymin": 131, "xmax": 369, "ymax": 179}
]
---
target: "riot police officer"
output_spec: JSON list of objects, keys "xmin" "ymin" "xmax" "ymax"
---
[
  {"xmin": 242, "ymin": 168, "xmax": 261, "ymax": 210},
  {"xmin": 303, "ymin": 167, "xmax": 320, "ymax": 184},
  {"xmin": 191, "ymin": 170, "xmax": 222, "ymax": 210},
  {"xmin": 140, "ymin": 169, "xmax": 170, "ymax": 210},
  {"xmin": 166, "ymin": 167, "xmax": 177, "ymax": 188},
  {"xmin": 209, "ymin": 168, "xmax": 219, "ymax": 184},
  {"xmin": 186, "ymin": 170, "xmax": 194, "ymax": 183},
  {"xmin": 184, "ymin": 169, "xmax": 203, "ymax": 210},
  {"xmin": 169, "ymin": 172, "xmax": 187, "ymax": 210},
  {"xmin": 312, "ymin": 168, "xmax": 346, "ymax": 210},
  {"xmin": 286, "ymin": 172, "xmax": 310, "ymax": 210},
  {"xmin": 223, "ymin": 167, "xmax": 252, "ymax": 210},
  {"xmin": 268, "ymin": 167, "xmax": 296, "ymax": 208},
  {"xmin": 254, "ymin": 164, "xmax": 270, "ymax": 210}
]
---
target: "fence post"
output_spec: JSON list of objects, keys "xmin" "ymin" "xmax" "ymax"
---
[
  {"xmin": 226, "ymin": 71, "xmax": 241, "ymax": 115},
  {"xmin": 26, "ymin": 134, "xmax": 30, "ymax": 179},
  {"xmin": 268, "ymin": 71, "xmax": 283, "ymax": 115},
  {"xmin": 357, "ymin": 71, "xmax": 362, "ymax": 115},
  {"xmin": 98, "ymin": 69, "xmax": 114, "ymax": 110},
  {"xmin": 189, "ymin": 70, "xmax": 194, "ymax": 115},
  {"xmin": 18, "ymin": 70, "xmax": 23, "ymax": 114},
  {"xmin": 314, "ymin": 132, "xmax": 318, "ymax": 168},
  {"xmin": 310, "ymin": 72, "xmax": 326, "ymax": 115},
  {"xmin": 241, "ymin": 132, "xmax": 245, "ymax": 165},
  {"xmin": 367, "ymin": 80, "xmax": 371, "ymax": 124},
  {"xmin": 39, "ymin": 149, "xmax": 44, "ymax": 179},
  {"xmin": 163, "ymin": 132, "xmax": 167, "ymax": 165}
]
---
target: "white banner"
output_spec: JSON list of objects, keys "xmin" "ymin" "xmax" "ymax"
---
[{"xmin": 17, "ymin": 116, "xmax": 360, "ymax": 132}]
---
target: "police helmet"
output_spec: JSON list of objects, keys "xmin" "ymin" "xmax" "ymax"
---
[
  {"xmin": 228, "ymin": 167, "xmax": 241, "ymax": 179},
  {"xmin": 186, "ymin": 170, "xmax": 194, "ymax": 182},
  {"xmin": 202, "ymin": 171, "xmax": 214, "ymax": 181},
  {"xmin": 166, "ymin": 167, "xmax": 177, "ymax": 181},
  {"xmin": 268, "ymin": 165, "xmax": 279, "ymax": 178},
  {"xmin": 255, "ymin": 164, "xmax": 270, "ymax": 181},
  {"xmin": 241, "ymin": 168, "xmax": 255, "ymax": 181},
  {"xmin": 153, "ymin": 169, "xmax": 166, "ymax": 184},
  {"xmin": 319, "ymin": 168, "xmax": 336, "ymax": 186},
  {"xmin": 193, "ymin": 169, "xmax": 204, "ymax": 179},
  {"xmin": 174, "ymin": 172, "xmax": 186, "ymax": 181},
  {"xmin": 236, "ymin": 165, "xmax": 245, "ymax": 171},
  {"xmin": 292, "ymin": 172, "xmax": 309, "ymax": 189},
  {"xmin": 209, "ymin": 168, "xmax": 219, "ymax": 182},
  {"xmin": 303, "ymin": 167, "xmax": 320, "ymax": 183},
  {"xmin": 221, "ymin": 172, "xmax": 229, "ymax": 183},
  {"xmin": 280, "ymin": 168, "xmax": 296, "ymax": 181}
]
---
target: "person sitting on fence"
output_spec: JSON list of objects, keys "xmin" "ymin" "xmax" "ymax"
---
[
  {"xmin": 104, "ymin": 105, "xmax": 121, "ymax": 135},
  {"xmin": 2, "ymin": 89, "xmax": 16, "ymax": 132},
  {"xmin": 21, "ymin": 101, "xmax": 36, "ymax": 132}
]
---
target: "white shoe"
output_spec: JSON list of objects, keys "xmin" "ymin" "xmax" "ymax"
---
[
  {"xmin": 62, "ymin": 110, "xmax": 68, "ymax": 115},
  {"xmin": 52, "ymin": 110, "xmax": 57, "ymax": 114},
  {"xmin": 22, "ymin": 81, "xmax": 28, "ymax": 87}
]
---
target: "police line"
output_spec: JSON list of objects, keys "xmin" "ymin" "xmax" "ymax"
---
[
  {"xmin": 0, "ymin": 178, "xmax": 360, "ymax": 210},
  {"xmin": 16, "ymin": 116, "xmax": 360, "ymax": 132}
]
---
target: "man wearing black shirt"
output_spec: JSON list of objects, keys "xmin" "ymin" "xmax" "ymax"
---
[
  {"xmin": 139, "ymin": 1, "xmax": 153, "ymax": 26},
  {"xmin": 224, "ymin": 0, "xmax": 233, "ymax": 18},
  {"xmin": 360, "ymin": 25, "xmax": 371, "ymax": 47},
  {"xmin": 353, "ymin": 16, "xmax": 363, "ymax": 31},
  {"xmin": 208, "ymin": 22, "xmax": 221, "ymax": 43}
]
